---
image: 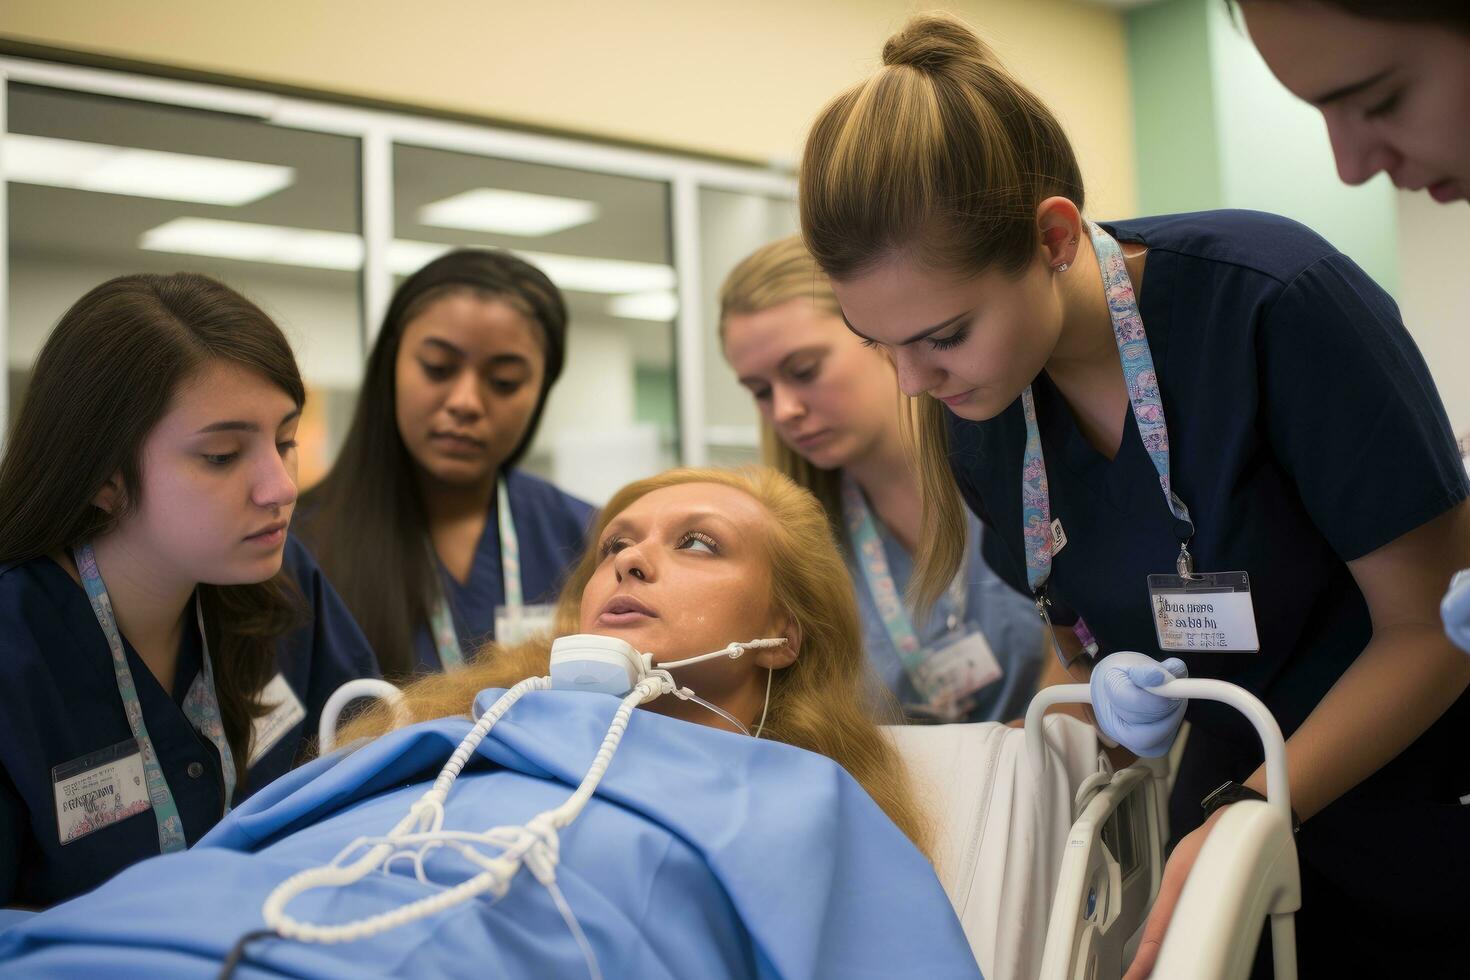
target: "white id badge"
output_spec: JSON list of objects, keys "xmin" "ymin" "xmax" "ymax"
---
[
  {"xmin": 248, "ymin": 673, "xmax": 307, "ymax": 768},
  {"xmin": 52, "ymin": 738, "xmax": 152, "ymax": 845},
  {"xmin": 1147, "ymin": 572, "xmax": 1260, "ymax": 653},
  {"xmin": 913, "ymin": 629, "xmax": 1004, "ymax": 716},
  {"xmin": 495, "ymin": 603, "xmax": 557, "ymax": 645}
]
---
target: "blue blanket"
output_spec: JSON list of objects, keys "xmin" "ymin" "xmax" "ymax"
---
[{"xmin": 0, "ymin": 689, "xmax": 981, "ymax": 978}]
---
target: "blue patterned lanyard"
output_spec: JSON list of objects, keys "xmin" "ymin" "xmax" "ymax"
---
[
  {"xmin": 842, "ymin": 475, "xmax": 967, "ymax": 670},
  {"xmin": 428, "ymin": 477, "xmax": 521, "ymax": 670},
  {"xmin": 1020, "ymin": 222, "xmax": 1195, "ymax": 627},
  {"xmin": 74, "ymin": 543, "xmax": 235, "ymax": 854}
]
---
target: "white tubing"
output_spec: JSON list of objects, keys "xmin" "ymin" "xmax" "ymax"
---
[
  {"xmin": 264, "ymin": 674, "xmax": 659, "ymax": 950},
  {"xmin": 658, "ymin": 637, "xmax": 786, "ymax": 670},
  {"xmin": 1023, "ymin": 678, "xmax": 1292, "ymax": 822},
  {"xmin": 272, "ymin": 639, "xmax": 775, "ymax": 969},
  {"xmin": 319, "ymin": 679, "xmax": 407, "ymax": 754}
]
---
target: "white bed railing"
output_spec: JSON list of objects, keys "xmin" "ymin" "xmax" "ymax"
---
[{"xmin": 1024, "ymin": 679, "xmax": 1300, "ymax": 980}]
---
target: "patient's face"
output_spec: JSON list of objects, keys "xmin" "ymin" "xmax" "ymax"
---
[{"xmin": 580, "ymin": 482, "xmax": 784, "ymax": 701}]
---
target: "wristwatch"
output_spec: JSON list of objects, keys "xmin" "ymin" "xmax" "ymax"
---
[{"xmin": 1201, "ymin": 780, "xmax": 1300, "ymax": 834}]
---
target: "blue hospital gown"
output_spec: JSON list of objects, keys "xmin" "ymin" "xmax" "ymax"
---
[{"xmin": 0, "ymin": 689, "xmax": 982, "ymax": 979}]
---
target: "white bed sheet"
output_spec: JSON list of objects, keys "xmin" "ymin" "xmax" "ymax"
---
[{"xmin": 886, "ymin": 716, "xmax": 1100, "ymax": 980}]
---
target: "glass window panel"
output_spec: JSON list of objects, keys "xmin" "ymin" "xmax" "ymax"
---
[
  {"xmin": 4, "ymin": 83, "xmax": 363, "ymax": 486},
  {"xmin": 392, "ymin": 143, "xmax": 677, "ymax": 505},
  {"xmin": 696, "ymin": 188, "xmax": 797, "ymax": 467}
]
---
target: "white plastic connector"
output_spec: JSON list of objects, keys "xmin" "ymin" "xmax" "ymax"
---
[{"xmin": 549, "ymin": 634, "xmax": 650, "ymax": 696}]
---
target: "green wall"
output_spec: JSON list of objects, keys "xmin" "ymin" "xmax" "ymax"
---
[
  {"xmin": 1128, "ymin": 0, "xmax": 1399, "ymax": 294},
  {"xmin": 1128, "ymin": 0, "xmax": 1222, "ymax": 216}
]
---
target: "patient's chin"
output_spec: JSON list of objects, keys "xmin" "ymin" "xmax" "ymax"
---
[{"xmin": 584, "ymin": 619, "xmax": 669, "ymax": 652}]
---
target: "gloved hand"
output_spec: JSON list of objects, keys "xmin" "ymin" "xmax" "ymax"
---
[
  {"xmin": 1440, "ymin": 569, "xmax": 1470, "ymax": 655},
  {"xmin": 1090, "ymin": 651, "xmax": 1188, "ymax": 758}
]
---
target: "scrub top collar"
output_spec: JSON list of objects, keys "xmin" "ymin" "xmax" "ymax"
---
[{"xmin": 428, "ymin": 476, "xmax": 522, "ymax": 670}]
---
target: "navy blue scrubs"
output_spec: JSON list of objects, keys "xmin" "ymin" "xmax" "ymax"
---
[
  {"xmin": 0, "ymin": 534, "xmax": 379, "ymax": 908},
  {"xmin": 412, "ymin": 469, "xmax": 596, "ymax": 672},
  {"xmin": 948, "ymin": 211, "xmax": 1468, "ymax": 975}
]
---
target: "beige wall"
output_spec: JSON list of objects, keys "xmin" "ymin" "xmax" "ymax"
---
[
  {"xmin": 1397, "ymin": 189, "xmax": 1470, "ymax": 438},
  {"xmin": 0, "ymin": 0, "xmax": 1137, "ymax": 217}
]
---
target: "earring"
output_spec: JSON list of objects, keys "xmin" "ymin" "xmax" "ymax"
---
[{"xmin": 1053, "ymin": 262, "xmax": 1070, "ymax": 273}]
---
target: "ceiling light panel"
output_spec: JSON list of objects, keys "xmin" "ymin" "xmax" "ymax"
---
[
  {"xmin": 3, "ymin": 133, "xmax": 295, "ymax": 206},
  {"xmin": 138, "ymin": 218, "xmax": 674, "ymax": 295},
  {"xmin": 607, "ymin": 291, "xmax": 679, "ymax": 322},
  {"xmin": 141, "ymin": 218, "xmax": 362, "ymax": 270},
  {"xmin": 418, "ymin": 188, "xmax": 599, "ymax": 236}
]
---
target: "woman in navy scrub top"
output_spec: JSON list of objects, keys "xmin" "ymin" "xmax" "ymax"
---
[
  {"xmin": 799, "ymin": 14, "xmax": 1469, "ymax": 977},
  {"xmin": 299, "ymin": 250, "xmax": 593, "ymax": 679},
  {"xmin": 0, "ymin": 273, "xmax": 379, "ymax": 908}
]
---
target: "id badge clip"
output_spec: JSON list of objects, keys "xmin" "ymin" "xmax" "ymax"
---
[{"xmin": 1148, "ymin": 544, "xmax": 1259, "ymax": 653}]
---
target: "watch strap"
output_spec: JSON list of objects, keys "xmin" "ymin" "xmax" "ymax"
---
[{"xmin": 1202, "ymin": 780, "xmax": 1300, "ymax": 833}]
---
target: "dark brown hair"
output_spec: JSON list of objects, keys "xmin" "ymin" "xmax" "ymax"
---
[
  {"xmin": 0, "ymin": 273, "xmax": 307, "ymax": 782},
  {"xmin": 299, "ymin": 249, "xmax": 569, "ymax": 678},
  {"xmin": 1232, "ymin": 1, "xmax": 1470, "ymax": 32}
]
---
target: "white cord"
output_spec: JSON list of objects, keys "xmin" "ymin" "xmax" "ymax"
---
[
  {"xmin": 261, "ymin": 636, "xmax": 785, "ymax": 975},
  {"xmin": 261, "ymin": 673, "xmax": 672, "ymax": 980},
  {"xmin": 753, "ymin": 667, "xmax": 773, "ymax": 739},
  {"xmin": 646, "ymin": 668, "xmax": 750, "ymax": 737},
  {"xmin": 658, "ymin": 637, "xmax": 786, "ymax": 671}
]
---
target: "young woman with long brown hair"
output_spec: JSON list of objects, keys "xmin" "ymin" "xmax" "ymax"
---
[
  {"xmin": 0, "ymin": 273, "xmax": 378, "ymax": 909},
  {"xmin": 299, "ymin": 249, "xmax": 593, "ymax": 680},
  {"xmin": 799, "ymin": 13, "xmax": 1468, "ymax": 975}
]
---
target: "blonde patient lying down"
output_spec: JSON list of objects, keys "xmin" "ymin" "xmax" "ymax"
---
[{"xmin": 3, "ymin": 467, "xmax": 1024, "ymax": 978}]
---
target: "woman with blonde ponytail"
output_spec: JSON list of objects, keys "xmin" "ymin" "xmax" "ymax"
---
[
  {"xmin": 718, "ymin": 235, "xmax": 1045, "ymax": 725},
  {"xmin": 801, "ymin": 13, "xmax": 1469, "ymax": 976}
]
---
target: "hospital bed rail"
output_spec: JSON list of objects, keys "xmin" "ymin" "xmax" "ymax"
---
[{"xmin": 1024, "ymin": 678, "xmax": 1300, "ymax": 980}]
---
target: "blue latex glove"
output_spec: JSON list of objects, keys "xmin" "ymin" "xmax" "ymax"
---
[
  {"xmin": 1440, "ymin": 569, "xmax": 1470, "ymax": 655},
  {"xmin": 1090, "ymin": 651, "xmax": 1188, "ymax": 758}
]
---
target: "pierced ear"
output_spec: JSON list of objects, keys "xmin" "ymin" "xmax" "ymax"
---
[
  {"xmin": 92, "ymin": 474, "xmax": 124, "ymax": 515},
  {"xmin": 1036, "ymin": 196, "xmax": 1083, "ymax": 272},
  {"xmin": 756, "ymin": 615, "xmax": 801, "ymax": 670}
]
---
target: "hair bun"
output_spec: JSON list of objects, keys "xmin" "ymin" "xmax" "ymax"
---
[{"xmin": 881, "ymin": 13, "xmax": 992, "ymax": 73}]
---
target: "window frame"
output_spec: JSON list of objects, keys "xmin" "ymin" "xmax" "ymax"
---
[{"xmin": 0, "ymin": 58, "xmax": 796, "ymax": 465}]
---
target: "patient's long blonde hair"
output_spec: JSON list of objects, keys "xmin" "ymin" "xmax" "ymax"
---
[{"xmin": 342, "ymin": 466, "xmax": 932, "ymax": 854}]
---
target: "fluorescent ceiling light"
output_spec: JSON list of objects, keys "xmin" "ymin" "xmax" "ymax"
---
[
  {"xmin": 138, "ymin": 218, "xmax": 674, "ymax": 294},
  {"xmin": 607, "ymin": 291, "xmax": 678, "ymax": 322},
  {"xmin": 518, "ymin": 250, "xmax": 675, "ymax": 294},
  {"xmin": 418, "ymin": 188, "xmax": 599, "ymax": 236},
  {"xmin": 2, "ymin": 133, "xmax": 294, "ymax": 206},
  {"xmin": 141, "ymin": 218, "xmax": 363, "ymax": 270}
]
